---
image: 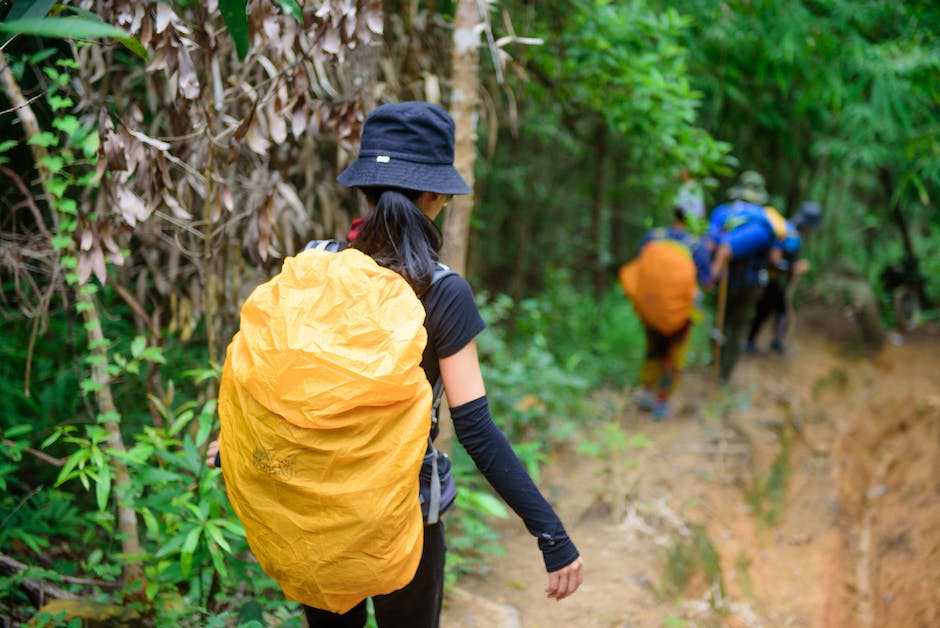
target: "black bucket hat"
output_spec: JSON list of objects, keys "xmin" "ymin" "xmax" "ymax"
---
[{"xmin": 337, "ymin": 101, "xmax": 471, "ymax": 195}]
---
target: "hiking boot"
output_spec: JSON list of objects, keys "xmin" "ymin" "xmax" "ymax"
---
[
  {"xmin": 637, "ymin": 390, "xmax": 656, "ymax": 412},
  {"xmin": 769, "ymin": 339, "xmax": 787, "ymax": 354},
  {"xmin": 652, "ymin": 401, "xmax": 671, "ymax": 421},
  {"xmin": 744, "ymin": 341, "xmax": 758, "ymax": 354}
]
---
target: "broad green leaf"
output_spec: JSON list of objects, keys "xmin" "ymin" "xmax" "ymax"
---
[
  {"xmin": 169, "ymin": 409, "xmax": 196, "ymax": 437},
  {"xmin": 1, "ymin": 0, "xmax": 57, "ymax": 45},
  {"xmin": 138, "ymin": 346, "xmax": 166, "ymax": 364},
  {"xmin": 204, "ymin": 522, "xmax": 232, "ymax": 553},
  {"xmin": 180, "ymin": 526, "xmax": 202, "ymax": 577},
  {"xmin": 0, "ymin": 140, "xmax": 17, "ymax": 153},
  {"xmin": 95, "ymin": 464, "xmax": 111, "ymax": 511},
  {"xmin": 4, "ymin": 424, "xmax": 32, "ymax": 439},
  {"xmin": 130, "ymin": 336, "xmax": 147, "ymax": 358},
  {"xmin": 219, "ymin": 0, "xmax": 250, "ymax": 60},
  {"xmin": 207, "ymin": 543, "xmax": 229, "ymax": 578},
  {"xmin": 140, "ymin": 507, "xmax": 160, "ymax": 539},
  {"xmin": 4, "ymin": 0, "xmax": 58, "ymax": 21},
  {"xmin": 55, "ymin": 450, "xmax": 86, "ymax": 487},
  {"xmin": 0, "ymin": 17, "xmax": 149, "ymax": 62}
]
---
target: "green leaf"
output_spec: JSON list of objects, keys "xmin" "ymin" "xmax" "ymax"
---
[
  {"xmin": 138, "ymin": 346, "xmax": 166, "ymax": 364},
  {"xmin": 4, "ymin": 424, "xmax": 32, "ymax": 439},
  {"xmin": 130, "ymin": 336, "xmax": 147, "ymax": 358},
  {"xmin": 180, "ymin": 526, "xmax": 202, "ymax": 577},
  {"xmin": 463, "ymin": 490, "xmax": 509, "ymax": 519},
  {"xmin": 52, "ymin": 235, "xmax": 73, "ymax": 250},
  {"xmin": 80, "ymin": 379, "xmax": 102, "ymax": 394},
  {"xmin": 28, "ymin": 131, "xmax": 58, "ymax": 147},
  {"xmin": 52, "ymin": 114, "xmax": 79, "ymax": 135},
  {"xmin": 96, "ymin": 410, "xmax": 121, "ymax": 425},
  {"xmin": 55, "ymin": 450, "xmax": 87, "ymax": 487},
  {"xmin": 204, "ymin": 522, "xmax": 232, "ymax": 553},
  {"xmin": 1, "ymin": 0, "xmax": 57, "ymax": 46},
  {"xmin": 95, "ymin": 464, "xmax": 111, "ymax": 511},
  {"xmin": 81, "ymin": 133, "xmax": 99, "ymax": 158},
  {"xmin": 46, "ymin": 177, "xmax": 68, "ymax": 197},
  {"xmin": 219, "ymin": 0, "xmax": 250, "ymax": 60},
  {"xmin": 208, "ymin": 543, "xmax": 229, "ymax": 578},
  {"xmin": 4, "ymin": 0, "xmax": 58, "ymax": 21},
  {"xmin": 48, "ymin": 95, "xmax": 74, "ymax": 111},
  {"xmin": 168, "ymin": 409, "xmax": 196, "ymax": 437},
  {"xmin": 0, "ymin": 140, "xmax": 17, "ymax": 153},
  {"xmin": 41, "ymin": 155, "xmax": 65, "ymax": 173},
  {"xmin": 140, "ymin": 507, "xmax": 160, "ymax": 539},
  {"xmin": 275, "ymin": 0, "xmax": 302, "ymax": 22},
  {"xmin": 0, "ymin": 17, "xmax": 149, "ymax": 62},
  {"xmin": 55, "ymin": 198, "xmax": 78, "ymax": 215}
]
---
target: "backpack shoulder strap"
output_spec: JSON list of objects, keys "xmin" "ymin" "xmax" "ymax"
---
[
  {"xmin": 431, "ymin": 261, "xmax": 456, "ymax": 286},
  {"xmin": 428, "ymin": 261, "xmax": 457, "ymax": 428},
  {"xmin": 304, "ymin": 239, "xmax": 348, "ymax": 252}
]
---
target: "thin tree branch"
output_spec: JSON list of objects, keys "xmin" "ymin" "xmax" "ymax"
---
[
  {"xmin": 2, "ymin": 440, "xmax": 65, "ymax": 466},
  {"xmin": 0, "ymin": 554, "xmax": 120, "ymax": 591},
  {"xmin": 0, "ymin": 165, "xmax": 54, "ymax": 241},
  {"xmin": 111, "ymin": 281, "xmax": 160, "ymax": 338}
]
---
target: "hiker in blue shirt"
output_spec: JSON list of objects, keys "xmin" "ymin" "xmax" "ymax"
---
[
  {"xmin": 746, "ymin": 201, "xmax": 822, "ymax": 354},
  {"xmin": 707, "ymin": 170, "xmax": 779, "ymax": 383}
]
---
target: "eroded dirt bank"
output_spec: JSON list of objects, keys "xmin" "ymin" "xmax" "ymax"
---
[{"xmin": 442, "ymin": 306, "xmax": 940, "ymax": 627}]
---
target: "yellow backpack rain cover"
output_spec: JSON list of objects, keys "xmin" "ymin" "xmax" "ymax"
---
[
  {"xmin": 218, "ymin": 247, "xmax": 431, "ymax": 613},
  {"xmin": 618, "ymin": 239, "xmax": 698, "ymax": 335}
]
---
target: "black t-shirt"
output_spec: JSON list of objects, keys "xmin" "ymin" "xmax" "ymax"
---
[{"xmin": 419, "ymin": 273, "xmax": 486, "ymax": 388}]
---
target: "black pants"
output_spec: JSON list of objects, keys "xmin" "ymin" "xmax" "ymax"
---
[
  {"xmin": 720, "ymin": 286, "xmax": 761, "ymax": 383},
  {"xmin": 747, "ymin": 279, "xmax": 786, "ymax": 344},
  {"xmin": 303, "ymin": 522, "xmax": 446, "ymax": 628}
]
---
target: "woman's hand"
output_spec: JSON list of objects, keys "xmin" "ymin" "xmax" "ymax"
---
[
  {"xmin": 206, "ymin": 438, "xmax": 220, "ymax": 468},
  {"xmin": 545, "ymin": 556, "xmax": 583, "ymax": 601}
]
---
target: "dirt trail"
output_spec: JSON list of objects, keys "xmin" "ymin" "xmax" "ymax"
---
[{"xmin": 441, "ymin": 305, "xmax": 940, "ymax": 627}]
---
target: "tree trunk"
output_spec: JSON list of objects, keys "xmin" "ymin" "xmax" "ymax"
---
[
  {"xmin": 441, "ymin": 0, "xmax": 480, "ymax": 276},
  {"xmin": 78, "ymin": 291, "xmax": 147, "ymax": 590}
]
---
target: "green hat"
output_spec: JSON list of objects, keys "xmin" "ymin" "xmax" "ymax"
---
[{"xmin": 727, "ymin": 170, "xmax": 768, "ymax": 205}]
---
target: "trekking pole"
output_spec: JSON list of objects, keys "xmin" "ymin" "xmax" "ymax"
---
[{"xmin": 712, "ymin": 270, "xmax": 728, "ymax": 384}]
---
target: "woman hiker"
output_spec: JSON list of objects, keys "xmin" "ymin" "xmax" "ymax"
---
[{"xmin": 208, "ymin": 101, "xmax": 582, "ymax": 627}]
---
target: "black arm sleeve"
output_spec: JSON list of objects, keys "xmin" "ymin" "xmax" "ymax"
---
[{"xmin": 451, "ymin": 395, "xmax": 580, "ymax": 572}]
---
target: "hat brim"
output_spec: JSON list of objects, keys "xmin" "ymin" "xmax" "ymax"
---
[
  {"xmin": 728, "ymin": 185, "xmax": 767, "ymax": 205},
  {"xmin": 338, "ymin": 157, "xmax": 471, "ymax": 195}
]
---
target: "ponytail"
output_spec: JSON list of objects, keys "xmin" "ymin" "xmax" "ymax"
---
[{"xmin": 351, "ymin": 188, "xmax": 443, "ymax": 295}]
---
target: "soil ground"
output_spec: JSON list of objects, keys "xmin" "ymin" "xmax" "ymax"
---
[{"xmin": 440, "ymin": 304, "xmax": 940, "ymax": 628}]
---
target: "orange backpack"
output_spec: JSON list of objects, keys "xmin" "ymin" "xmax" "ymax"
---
[
  {"xmin": 218, "ymin": 248, "xmax": 432, "ymax": 613},
  {"xmin": 618, "ymin": 238, "xmax": 698, "ymax": 335}
]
